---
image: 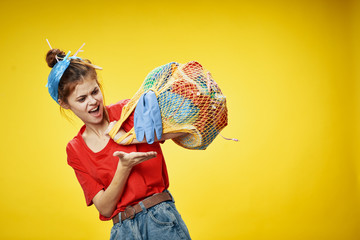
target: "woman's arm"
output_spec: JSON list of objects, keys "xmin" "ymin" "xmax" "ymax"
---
[
  {"xmin": 105, "ymin": 121, "xmax": 188, "ymax": 145},
  {"xmin": 92, "ymin": 151, "xmax": 157, "ymax": 218},
  {"xmin": 114, "ymin": 128, "xmax": 187, "ymax": 145}
]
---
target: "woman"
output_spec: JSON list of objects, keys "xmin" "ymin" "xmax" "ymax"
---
[{"xmin": 45, "ymin": 48, "xmax": 191, "ymax": 240}]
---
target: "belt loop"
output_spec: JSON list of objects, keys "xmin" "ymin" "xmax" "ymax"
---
[
  {"xmin": 139, "ymin": 201, "xmax": 147, "ymax": 213},
  {"xmin": 118, "ymin": 212, "xmax": 122, "ymax": 225}
]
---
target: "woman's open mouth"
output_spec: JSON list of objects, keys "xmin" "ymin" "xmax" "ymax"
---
[{"xmin": 88, "ymin": 105, "xmax": 101, "ymax": 117}]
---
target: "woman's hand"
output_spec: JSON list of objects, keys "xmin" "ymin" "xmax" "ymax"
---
[
  {"xmin": 92, "ymin": 150, "xmax": 156, "ymax": 218},
  {"xmin": 113, "ymin": 151, "xmax": 157, "ymax": 169},
  {"xmin": 104, "ymin": 121, "xmax": 131, "ymax": 144},
  {"xmin": 104, "ymin": 121, "xmax": 120, "ymax": 138}
]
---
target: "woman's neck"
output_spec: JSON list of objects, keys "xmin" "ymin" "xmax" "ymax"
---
[{"xmin": 84, "ymin": 120, "xmax": 109, "ymax": 139}]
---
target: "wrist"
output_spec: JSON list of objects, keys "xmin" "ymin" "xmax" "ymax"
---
[{"xmin": 116, "ymin": 162, "xmax": 132, "ymax": 174}]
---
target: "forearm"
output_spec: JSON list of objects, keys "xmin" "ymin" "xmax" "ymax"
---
[
  {"xmin": 119, "ymin": 131, "xmax": 187, "ymax": 144},
  {"xmin": 93, "ymin": 166, "xmax": 131, "ymax": 217},
  {"xmin": 106, "ymin": 121, "xmax": 188, "ymax": 145},
  {"xmin": 159, "ymin": 132, "xmax": 188, "ymax": 141}
]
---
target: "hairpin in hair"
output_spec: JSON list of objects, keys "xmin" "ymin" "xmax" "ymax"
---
[
  {"xmin": 46, "ymin": 38, "xmax": 52, "ymax": 50},
  {"xmin": 73, "ymin": 43, "xmax": 85, "ymax": 57}
]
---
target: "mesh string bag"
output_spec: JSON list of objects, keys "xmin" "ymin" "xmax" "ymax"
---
[{"xmin": 108, "ymin": 61, "xmax": 228, "ymax": 150}]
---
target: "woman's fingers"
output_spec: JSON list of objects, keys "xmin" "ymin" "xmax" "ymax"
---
[
  {"xmin": 105, "ymin": 121, "xmax": 117, "ymax": 135},
  {"xmin": 141, "ymin": 151, "xmax": 157, "ymax": 157},
  {"xmin": 130, "ymin": 151, "xmax": 157, "ymax": 162},
  {"xmin": 140, "ymin": 151, "xmax": 157, "ymax": 160},
  {"xmin": 113, "ymin": 151, "xmax": 157, "ymax": 168}
]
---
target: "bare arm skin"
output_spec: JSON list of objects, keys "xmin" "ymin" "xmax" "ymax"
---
[
  {"xmin": 92, "ymin": 151, "xmax": 157, "ymax": 218},
  {"xmin": 114, "ymin": 128, "xmax": 187, "ymax": 144},
  {"xmin": 105, "ymin": 121, "xmax": 188, "ymax": 145}
]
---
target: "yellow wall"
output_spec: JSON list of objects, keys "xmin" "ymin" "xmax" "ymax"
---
[{"xmin": 0, "ymin": 0, "xmax": 358, "ymax": 239}]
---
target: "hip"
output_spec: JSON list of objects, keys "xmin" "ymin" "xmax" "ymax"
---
[{"xmin": 110, "ymin": 192, "xmax": 191, "ymax": 240}]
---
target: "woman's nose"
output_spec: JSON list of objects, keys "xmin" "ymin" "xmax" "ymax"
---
[{"xmin": 89, "ymin": 95, "xmax": 97, "ymax": 104}]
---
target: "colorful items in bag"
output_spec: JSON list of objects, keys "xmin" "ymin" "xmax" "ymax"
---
[{"xmin": 107, "ymin": 61, "xmax": 228, "ymax": 150}]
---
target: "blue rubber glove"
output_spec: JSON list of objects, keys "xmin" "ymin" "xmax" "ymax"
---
[
  {"xmin": 145, "ymin": 91, "xmax": 163, "ymax": 141},
  {"xmin": 134, "ymin": 90, "xmax": 163, "ymax": 144}
]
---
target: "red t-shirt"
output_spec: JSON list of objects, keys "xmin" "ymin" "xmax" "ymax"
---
[{"xmin": 66, "ymin": 99, "xmax": 169, "ymax": 221}]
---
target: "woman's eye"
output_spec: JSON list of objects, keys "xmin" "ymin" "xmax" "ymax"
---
[
  {"xmin": 92, "ymin": 89, "xmax": 99, "ymax": 94},
  {"xmin": 78, "ymin": 98, "xmax": 85, "ymax": 102}
]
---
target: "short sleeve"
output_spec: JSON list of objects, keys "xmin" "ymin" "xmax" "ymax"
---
[
  {"xmin": 107, "ymin": 99, "xmax": 134, "ymax": 132},
  {"xmin": 66, "ymin": 143, "xmax": 105, "ymax": 206},
  {"xmin": 107, "ymin": 99, "xmax": 131, "ymax": 121},
  {"xmin": 122, "ymin": 109, "xmax": 134, "ymax": 132}
]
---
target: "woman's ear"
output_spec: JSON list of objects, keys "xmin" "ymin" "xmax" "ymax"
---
[{"xmin": 58, "ymin": 99, "xmax": 70, "ymax": 109}]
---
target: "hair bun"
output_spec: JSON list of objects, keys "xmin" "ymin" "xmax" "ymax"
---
[{"xmin": 45, "ymin": 49, "xmax": 66, "ymax": 68}]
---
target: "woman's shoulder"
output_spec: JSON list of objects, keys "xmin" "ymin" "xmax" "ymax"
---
[
  {"xmin": 106, "ymin": 99, "xmax": 131, "ymax": 121},
  {"xmin": 106, "ymin": 99, "xmax": 130, "ymax": 108},
  {"xmin": 66, "ymin": 135, "xmax": 81, "ymax": 158},
  {"xmin": 65, "ymin": 125, "xmax": 86, "ymax": 161}
]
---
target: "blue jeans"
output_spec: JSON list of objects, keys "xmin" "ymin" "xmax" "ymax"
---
[{"xmin": 110, "ymin": 193, "xmax": 191, "ymax": 240}]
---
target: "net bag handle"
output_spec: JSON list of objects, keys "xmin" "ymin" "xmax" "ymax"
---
[{"xmin": 108, "ymin": 101, "xmax": 138, "ymax": 144}]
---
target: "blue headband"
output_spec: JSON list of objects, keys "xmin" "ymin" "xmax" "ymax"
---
[
  {"xmin": 45, "ymin": 40, "xmax": 102, "ymax": 104},
  {"xmin": 46, "ymin": 51, "xmax": 83, "ymax": 103}
]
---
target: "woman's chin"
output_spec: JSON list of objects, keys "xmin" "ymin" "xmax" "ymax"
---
[{"xmin": 84, "ymin": 113, "xmax": 104, "ymax": 125}]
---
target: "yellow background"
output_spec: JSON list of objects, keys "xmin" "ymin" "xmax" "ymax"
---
[{"xmin": 0, "ymin": 0, "xmax": 359, "ymax": 239}]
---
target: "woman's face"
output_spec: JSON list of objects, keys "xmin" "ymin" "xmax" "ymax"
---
[{"xmin": 61, "ymin": 75, "xmax": 105, "ymax": 126}]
